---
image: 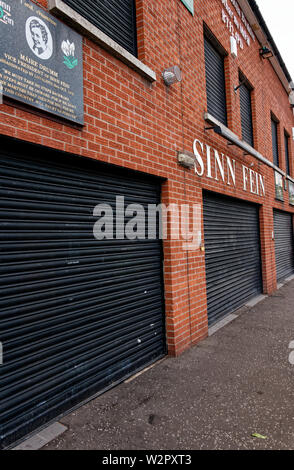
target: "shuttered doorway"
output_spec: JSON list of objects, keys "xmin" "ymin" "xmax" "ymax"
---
[
  {"xmin": 203, "ymin": 192, "xmax": 262, "ymax": 326},
  {"xmin": 0, "ymin": 138, "xmax": 166, "ymax": 449},
  {"xmin": 274, "ymin": 210, "xmax": 294, "ymax": 281}
]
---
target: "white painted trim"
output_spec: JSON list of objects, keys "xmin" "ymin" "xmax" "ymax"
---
[{"xmin": 48, "ymin": 0, "xmax": 156, "ymax": 82}]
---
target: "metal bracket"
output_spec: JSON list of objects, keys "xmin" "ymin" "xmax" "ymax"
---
[{"xmin": 234, "ymin": 79, "xmax": 246, "ymax": 94}]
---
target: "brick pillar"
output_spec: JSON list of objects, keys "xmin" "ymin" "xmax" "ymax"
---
[{"xmin": 259, "ymin": 202, "xmax": 277, "ymax": 294}]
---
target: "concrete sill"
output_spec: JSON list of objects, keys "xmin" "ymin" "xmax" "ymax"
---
[
  {"xmin": 48, "ymin": 0, "xmax": 156, "ymax": 83},
  {"xmin": 204, "ymin": 112, "xmax": 294, "ymax": 184}
]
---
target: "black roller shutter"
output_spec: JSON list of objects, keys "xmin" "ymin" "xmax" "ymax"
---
[
  {"xmin": 203, "ymin": 192, "xmax": 262, "ymax": 326},
  {"xmin": 274, "ymin": 210, "xmax": 294, "ymax": 281},
  {"xmin": 63, "ymin": 0, "xmax": 137, "ymax": 57},
  {"xmin": 240, "ymin": 82, "xmax": 254, "ymax": 147},
  {"xmin": 204, "ymin": 37, "xmax": 227, "ymax": 125},
  {"xmin": 0, "ymin": 139, "xmax": 165, "ymax": 449},
  {"xmin": 272, "ymin": 118, "xmax": 279, "ymax": 167}
]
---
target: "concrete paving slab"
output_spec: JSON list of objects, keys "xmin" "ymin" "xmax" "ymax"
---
[
  {"xmin": 245, "ymin": 295, "xmax": 266, "ymax": 308},
  {"xmin": 13, "ymin": 423, "xmax": 67, "ymax": 450}
]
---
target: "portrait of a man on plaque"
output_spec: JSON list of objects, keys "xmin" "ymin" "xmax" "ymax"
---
[{"xmin": 25, "ymin": 16, "xmax": 53, "ymax": 60}]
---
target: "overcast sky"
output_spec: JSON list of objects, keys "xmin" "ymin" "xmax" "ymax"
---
[{"xmin": 256, "ymin": 0, "xmax": 294, "ymax": 80}]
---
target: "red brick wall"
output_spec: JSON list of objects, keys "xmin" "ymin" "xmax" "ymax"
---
[{"xmin": 1, "ymin": 0, "xmax": 294, "ymax": 356}]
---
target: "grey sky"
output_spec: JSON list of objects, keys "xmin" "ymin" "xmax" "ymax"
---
[{"xmin": 256, "ymin": 0, "xmax": 294, "ymax": 80}]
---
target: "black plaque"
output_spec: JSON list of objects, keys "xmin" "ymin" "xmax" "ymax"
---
[{"xmin": 0, "ymin": 0, "xmax": 83, "ymax": 124}]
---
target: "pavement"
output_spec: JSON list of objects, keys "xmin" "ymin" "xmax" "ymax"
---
[{"xmin": 42, "ymin": 279, "xmax": 294, "ymax": 450}]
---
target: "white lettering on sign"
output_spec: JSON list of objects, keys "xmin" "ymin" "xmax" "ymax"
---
[
  {"xmin": 193, "ymin": 139, "xmax": 265, "ymax": 197},
  {"xmin": 221, "ymin": 0, "xmax": 255, "ymax": 51}
]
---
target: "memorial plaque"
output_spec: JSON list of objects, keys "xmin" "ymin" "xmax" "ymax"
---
[{"xmin": 0, "ymin": 0, "xmax": 83, "ymax": 124}]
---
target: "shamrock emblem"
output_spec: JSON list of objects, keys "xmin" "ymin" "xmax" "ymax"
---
[{"xmin": 61, "ymin": 40, "xmax": 78, "ymax": 69}]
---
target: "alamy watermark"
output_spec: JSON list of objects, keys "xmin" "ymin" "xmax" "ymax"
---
[
  {"xmin": 93, "ymin": 197, "xmax": 202, "ymax": 251},
  {"xmin": 0, "ymin": 341, "xmax": 3, "ymax": 365}
]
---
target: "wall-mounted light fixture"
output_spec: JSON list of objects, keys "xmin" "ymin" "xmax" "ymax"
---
[
  {"xmin": 162, "ymin": 66, "xmax": 182, "ymax": 86},
  {"xmin": 259, "ymin": 46, "xmax": 273, "ymax": 59}
]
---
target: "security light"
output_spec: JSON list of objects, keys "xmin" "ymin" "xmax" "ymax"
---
[
  {"xmin": 162, "ymin": 66, "xmax": 182, "ymax": 86},
  {"xmin": 259, "ymin": 46, "xmax": 273, "ymax": 59}
]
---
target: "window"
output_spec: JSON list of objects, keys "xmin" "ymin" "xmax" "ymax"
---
[
  {"xmin": 63, "ymin": 0, "xmax": 137, "ymax": 57},
  {"xmin": 285, "ymin": 132, "xmax": 290, "ymax": 176},
  {"xmin": 239, "ymin": 74, "xmax": 254, "ymax": 147},
  {"xmin": 271, "ymin": 116, "xmax": 279, "ymax": 167},
  {"xmin": 204, "ymin": 34, "xmax": 227, "ymax": 125}
]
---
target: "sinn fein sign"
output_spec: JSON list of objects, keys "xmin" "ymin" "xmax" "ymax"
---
[{"xmin": 0, "ymin": 0, "xmax": 83, "ymax": 125}]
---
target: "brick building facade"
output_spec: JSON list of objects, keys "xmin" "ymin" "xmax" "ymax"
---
[{"xmin": 0, "ymin": 0, "xmax": 294, "ymax": 447}]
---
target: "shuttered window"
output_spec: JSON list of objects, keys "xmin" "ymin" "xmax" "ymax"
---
[
  {"xmin": 285, "ymin": 132, "xmax": 290, "ymax": 176},
  {"xmin": 239, "ymin": 79, "xmax": 254, "ymax": 147},
  {"xmin": 274, "ymin": 210, "xmax": 294, "ymax": 281},
  {"xmin": 63, "ymin": 0, "xmax": 137, "ymax": 57},
  {"xmin": 271, "ymin": 117, "xmax": 279, "ymax": 167},
  {"xmin": 204, "ymin": 36, "xmax": 227, "ymax": 125}
]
